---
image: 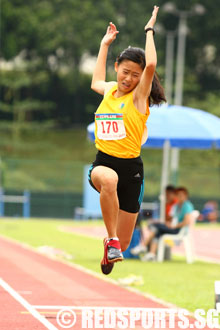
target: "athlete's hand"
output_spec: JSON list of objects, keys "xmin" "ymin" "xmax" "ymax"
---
[
  {"xmin": 144, "ymin": 5, "xmax": 159, "ymax": 30},
  {"xmin": 101, "ymin": 22, "xmax": 119, "ymax": 47}
]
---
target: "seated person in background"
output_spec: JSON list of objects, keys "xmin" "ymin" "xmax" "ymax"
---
[
  {"xmin": 134, "ymin": 186, "xmax": 194, "ymax": 261},
  {"xmin": 198, "ymin": 201, "xmax": 218, "ymax": 223},
  {"xmin": 131, "ymin": 185, "xmax": 178, "ymax": 255},
  {"xmin": 165, "ymin": 185, "xmax": 178, "ymax": 223}
]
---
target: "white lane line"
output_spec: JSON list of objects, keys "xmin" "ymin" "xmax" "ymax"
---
[
  {"xmin": 0, "ymin": 278, "xmax": 58, "ymax": 330},
  {"xmin": 17, "ymin": 291, "xmax": 32, "ymax": 295},
  {"xmin": 33, "ymin": 305, "xmax": 177, "ymax": 312}
]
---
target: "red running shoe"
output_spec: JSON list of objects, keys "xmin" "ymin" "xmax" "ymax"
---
[{"xmin": 101, "ymin": 238, "xmax": 123, "ymax": 275}]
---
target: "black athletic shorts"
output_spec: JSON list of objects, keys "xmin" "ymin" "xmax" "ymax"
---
[{"xmin": 88, "ymin": 150, "xmax": 144, "ymax": 213}]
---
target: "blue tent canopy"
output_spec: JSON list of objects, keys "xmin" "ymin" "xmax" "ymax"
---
[{"xmin": 87, "ymin": 105, "xmax": 220, "ymax": 149}]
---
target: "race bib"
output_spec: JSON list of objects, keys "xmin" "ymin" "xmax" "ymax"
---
[{"xmin": 96, "ymin": 113, "xmax": 126, "ymax": 140}]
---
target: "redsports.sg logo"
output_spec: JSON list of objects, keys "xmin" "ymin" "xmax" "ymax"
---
[{"xmin": 56, "ymin": 307, "xmax": 220, "ymax": 329}]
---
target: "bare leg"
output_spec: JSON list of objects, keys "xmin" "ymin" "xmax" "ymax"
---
[
  {"xmin": 149, "ymin": 241, "xmax": 158, "ymax": 255},
  {"xmin": 144, "ymin": 230, "xmax": 156, "ymax": 246},
  {"xmin": 91, "ymin": 166, "xmax": 119, "ymax": 238},
  {"xmin": 116, "ymin": 210, "xmax": 138, "ymax": 251}
]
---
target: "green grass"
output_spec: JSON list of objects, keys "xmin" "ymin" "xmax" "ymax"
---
[{"xmin": 0, "ymin": 218, "xmax": 219, "ymax": 313}]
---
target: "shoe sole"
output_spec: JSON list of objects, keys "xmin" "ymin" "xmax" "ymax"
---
[
  {"xmin": 108, "ymin": 256, "xmax": 123, "ymax": 263},
  {"xmin": 100, "ymin": 257, "xmax": 123, "ymax": 275},
  {"xmin": 101, "ymin": 238, "xmax": 114, "ymax": 275},
  {"xmin": 101, "ymin": 262, "xmax": 114, "ymax": 275}
]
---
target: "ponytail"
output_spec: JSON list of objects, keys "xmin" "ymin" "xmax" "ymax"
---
[{"xmin": 149, "ymin": 72, "xmax": 166, "ymax": 106}]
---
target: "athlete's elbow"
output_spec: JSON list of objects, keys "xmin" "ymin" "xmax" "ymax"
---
[
  {"xmin": 91, "ymin": 82, "xmax": 96, "ymax": 91},
  {"xmin": 91, "ymin": 81, "xmax": 105, "ymax": 95},
  {"xmin": 91, "ymin": 84, "xmax": 99, "ymax": 94},
  {"xmin": 146, "ymin": 62, "xmax": 157, "ymax": 72},
  {"xmin": 146, "ymin": 59, "xmax": 157, "ymax": 72}
]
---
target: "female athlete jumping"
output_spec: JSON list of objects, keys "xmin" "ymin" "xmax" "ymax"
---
[{"xmin": 89, "ymin": 6, "xmax": 166, "ymax": 275}]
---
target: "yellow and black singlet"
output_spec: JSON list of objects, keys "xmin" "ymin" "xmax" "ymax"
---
[{"xmin": 95, "ymin": 84, "xmax": 150, "ymax": 158}]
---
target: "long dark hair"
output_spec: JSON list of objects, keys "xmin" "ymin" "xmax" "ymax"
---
[{"xmin": 116, "ymin": 46, "xmax": 166, "ymax": 106}]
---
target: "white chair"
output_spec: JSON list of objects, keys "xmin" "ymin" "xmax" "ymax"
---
[{"xmin": 157, "ymin": 210, "xmax": 200, "ymax": 264}]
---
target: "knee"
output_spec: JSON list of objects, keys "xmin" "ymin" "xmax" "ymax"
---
[
  {"xmin": 148, "ymin": 224, "xmax": 158, "ymax": 235},
  {"xmin": 101, "ymin": 173, "xmax": 118, "ymax": 193}
]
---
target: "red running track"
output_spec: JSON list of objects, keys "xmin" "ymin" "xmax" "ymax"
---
[
  {"xmin": 0, "ymin": 236, "xmax": 215, "ymax": 330},
  {"xmin": 174, "ymin": 227, "xmax": 220, "ymax": 263}
]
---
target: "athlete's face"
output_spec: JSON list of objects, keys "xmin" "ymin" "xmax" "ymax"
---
[{"xmin": 115, "ymin": 60, "xmax": 143, "ymax": 94}]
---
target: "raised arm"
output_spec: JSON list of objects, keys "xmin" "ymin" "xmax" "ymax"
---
[
  {"xmin": 133, "ymin": 6, "xmax": 159, "ymax": 113},
  {"xmin": 91, "ymin": 22, "xmax": 119, "ymax": 95}
]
